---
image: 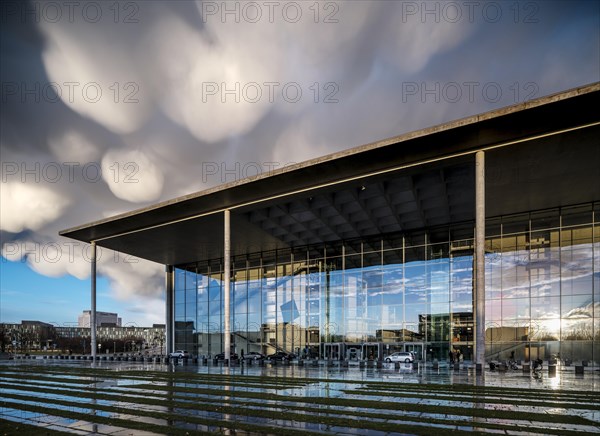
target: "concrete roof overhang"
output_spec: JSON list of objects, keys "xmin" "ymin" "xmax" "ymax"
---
[{"xmin": 60, "ymin": 84, "xmax": 600, "ymax": 265}]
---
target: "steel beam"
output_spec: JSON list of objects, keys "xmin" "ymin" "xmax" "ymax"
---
[
  {"xmin": 165, "ymin": 265, "xmax": 174, "ymax": 355},
  {"xmin": 91, "ymin": 241, "xmax": 97, "ymax": 360},
  {"xmin": 475, "ymin": 151, "xmax": 486, "ymax": 366},
  {"xmin": 224, "ymin": 209, "xmax": 231, "ymax": 362}
]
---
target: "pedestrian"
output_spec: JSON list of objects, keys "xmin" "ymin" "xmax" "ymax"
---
[
  {"xmin": 449, "ymin": 349, "xmax": 454, "ymax": 364},
  {"xmin": 241, "ymin": 349, "xmax": 244, "ymax": 360}
]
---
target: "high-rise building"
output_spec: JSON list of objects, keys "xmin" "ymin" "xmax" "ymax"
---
[{"xmin": 78, "ymin": 310, "xmax": 122, "ymax": 328}]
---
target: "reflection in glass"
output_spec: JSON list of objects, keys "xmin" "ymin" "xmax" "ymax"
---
[{"xmin": 172, "ymin": 207, "xmax": 598, "ymax": 364}]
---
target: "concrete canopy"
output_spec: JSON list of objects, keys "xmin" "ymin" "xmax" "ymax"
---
[{"xmin": 60, "ymin": 84, "xmax": 600, "ymax": 266}]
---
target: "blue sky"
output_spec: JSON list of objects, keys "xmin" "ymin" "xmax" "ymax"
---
[
  {"xmin": 1, "ymin": 259, "xmax": 108, "ymax": 325},
  {"xmin": 1, "ymin": 1, "xmax": 599, "ymax": 326}
]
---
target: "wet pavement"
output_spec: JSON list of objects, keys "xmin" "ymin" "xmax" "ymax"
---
[{"xmin": 1, "ymin": 359, "xmax": 599, "ymax": 435}]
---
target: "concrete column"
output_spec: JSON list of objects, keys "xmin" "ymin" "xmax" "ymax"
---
[
  {"xmin": 475, "ymin": 151, "xmax": 486, "ymax": 366},
  {"xmin": 224, "ymin": 209, "xmax": 231, "ymax": 362},
  {"xmin": 165, "ymin": 265, "xmax": 174, "ymax": 355},
  {"xmin": 91, "ymin": 241, "xmax": 97, "ymax": 360}
]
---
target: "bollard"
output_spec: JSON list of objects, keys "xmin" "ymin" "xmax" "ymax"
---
[
  {"xmin": 453, "ymin": 363, "xmax": 460, "ymax": 371},
  {"xmin": 522, "ymin": 363, "xmax": 530, "ymax": 372},
  {"xmin": 359, "ymin": 361, "xmax": 366, "ymax": 369},
  {"xmin": 575, "ymin": 365, "xmax": 584, "ymax": 375},
  {"xmin": 394, "ymin": 362, "xmax": 401, "ymax": 370},
  {"xmin": 548, "ymin": 365, "xmax": 557, "ymax": 377},
  {"xmin": 475, "ymin": 363, "xmax": 483, "ymax": 374},
  {"xmin": 432, "ymin": 361, "xmax": 439, "ymax": 370}
]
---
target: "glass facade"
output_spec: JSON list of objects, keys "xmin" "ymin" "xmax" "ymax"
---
[{"xmin": 175, "ymin": 203, "xmax": 599, "ymax": 364}]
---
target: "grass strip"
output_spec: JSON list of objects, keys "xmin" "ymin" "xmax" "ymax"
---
[
  {"xmin": 14, "ymin": 364, "xmax": 599, "ymax": 402},
  {"xmin": 4, "ymin": 365, "xmax": 599, "ymax": 433},
  {"xmin": 0, "ymin": 417, "xmax": 74, "ymax": 435},
  {"xmin": 2, "ymin": 380, "xmax": 598, "ymax": 436},
  {"xmin": 342, "ymin": 388, "xmax": 600, "ymax": 411},
  {"xmin": 1, "ymin": 399, "xmax": 206, "ymax": 436},
  {"xmin": 124, "ymin": 382, "xmax": 597, "ymax": 426},
  {"xmin": 5, "ymin": 365, "xmax": 599, "ymax": 412},
  {"xmin": 359, "ymin": 382, "xmax": 600, "ymax": 403},
  {"xmin": 0, "ymin": 372, "xmax": 297, "ymax": 393},
  {"xmin": 4, "ymin": 394, "xmax": 483, "ymax": 436}
]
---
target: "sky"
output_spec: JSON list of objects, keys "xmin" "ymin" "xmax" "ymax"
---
[{"xmin": 1, "ymin": 0, "xmax": 599, "ymax": 327}]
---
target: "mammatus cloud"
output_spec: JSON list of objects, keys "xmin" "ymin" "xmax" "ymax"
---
[
  {"xmin": 101, "ymin": 149, "xmax": 164, "ymax": 203},
  {"xmin": 48, "ymin": 130, "xmax": 101, "ymax": 164},
  {"xmin": 39, "ymin": 23, "xmax": 154, "ymax": 134},
  {"xmin": 1, "ymin": 1, "xmax": 598, "ymax": 325},
  {"xmin": 0, "ymin": 182, "xmax": 71, "ymax": 233}
]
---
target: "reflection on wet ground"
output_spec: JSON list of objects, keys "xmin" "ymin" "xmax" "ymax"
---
[{"xmin": 0, "ymin": 360, "xmax": 598, "ymax": 435}]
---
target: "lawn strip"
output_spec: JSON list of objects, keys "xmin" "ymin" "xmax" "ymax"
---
[
  {"xmin": 0, "ymin": 399, "xmax": 206, "ymax": 436},
  {"xmin": 2, "ymin": 380, "xmax": 597, "ymax": 436},
  {"xmin": 5, "ymin": 365, "xmax": 599, "ymax": 407},
  {"xmin": 358, "ymin": 383, "xmax": 600, "ymax": 403},
  {"xmin": 0, "ymin": 373, "xmax": 296, "ymax": 393},
  {"xmin": 0, "ymin": 417, "xmax": 75, "ymax": 435},
  {"xmin": 127, "ymin": 382, "xmax": 597, "ymax": 426},
  {"xmin": 0, "ymin": 394, "xmax": 490, "ymax": 436},
  {"xmin": 0, "ymin": 372, "xmax": 100, "ymax": 385},
  {"xmin": 7, "ymin": 375, "xmax": 594, "ymax": 430},
  {"xmin": 342, "ymin": 388, "xmax": 600, "ymax": 411},
  {"xmin": 0, "ymin": 369, "xmax": 304, "ymax": 391},
  {"xmin": 9, "ymin": 364, "xmax": 597, "ymax": 401},
  {"xmin": 1, "ymin": 393, "xmax": 478, "ymax": 436},
  {"xmin": 28, "ymin": 365, "xmax": 600, "ymax": 403},
  {"xmin": 5, "ymin": 365, "xmax": 599, "ymax": 431}
]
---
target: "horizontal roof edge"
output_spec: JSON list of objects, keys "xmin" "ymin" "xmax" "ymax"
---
[{"xmin": 60, "ymin": 82, "xmax": 600, "ymax": 242}]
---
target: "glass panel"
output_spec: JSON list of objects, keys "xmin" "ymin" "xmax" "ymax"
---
[{"xmin": 172, "ymin": 203, "xmax": 597, "ymax": 364}]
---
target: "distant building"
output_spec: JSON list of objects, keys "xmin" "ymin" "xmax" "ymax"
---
[
  {"xmin": 0, "ymin": 321, "xmax": 165, "ymax": 354},
  {"xmin": 78, "ymin": 310, "xmax": 122, "ymax": 327}
]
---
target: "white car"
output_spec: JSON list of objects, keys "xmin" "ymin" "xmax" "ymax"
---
[
  {"xmin": 385, "ymin": 352, "xmax": 414, "ymax": 363},
  {"xmin": 169, "ymin": 350, "xmax": 190, "ymax": 358}
]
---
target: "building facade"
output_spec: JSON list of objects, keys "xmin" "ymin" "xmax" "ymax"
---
[
  {"xmin": 0, "ymin": 321, "xmax": 165, "ymax": 354},
  {"xmin": 78, "ymin": 310, "xmax": 122, "ymax": 327},
  {"xmin": 174, "ymin": 203, "xmax": 599, "ymax": 363},
  {"xmin": 61, "ymin": 84, "xmax": 600, "ymax": 365}
]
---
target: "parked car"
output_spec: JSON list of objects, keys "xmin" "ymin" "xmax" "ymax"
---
[
  {"xmin": 214, "ymin": 352, "xmax": 239, "ymax": 360},
  {"xmin": 245, "ymin": 352, "xmax": 265, "ymax": 360},
  {"xmin": 169, "ymin": 350, "xmax": 190, "ymax": 358},
  {"xmin": 267, "ymin": 351, "xmax": 296, "ymax": 361},
  {"xmin": 385, "ymin": 352, "xmax": 414, "ymax": 363}
]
